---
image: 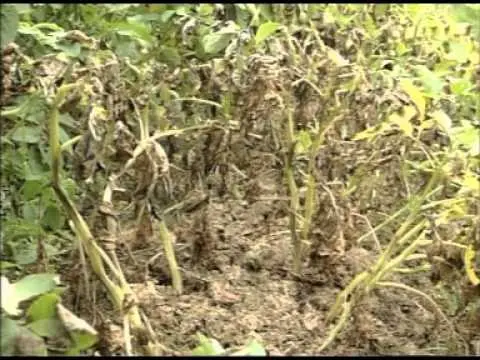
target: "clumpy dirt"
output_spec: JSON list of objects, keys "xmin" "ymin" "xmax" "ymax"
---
[{"xmin": 68, "ymin": 191, "xmax": 478, "ymax": 356}]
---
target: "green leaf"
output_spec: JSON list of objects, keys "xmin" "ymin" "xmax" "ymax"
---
[
  {"xmin": 255, "ymin": 21, "xmax": 280, "ymax": 45},
  {"xmin": 22, "ymin": 180, "xmax": 45, "ymax": 200},
  {"xmin": 459, "ymin": 171, "xmax": 480, "ymax": 194},
  {"xmin": 10, "ymin": 126, "xmax": 42, "ymax": 144},
  {"xmin": 22, "ymin": 201, "xmax": 41, "ymax": 221},
  {"xmin": 11, "ymin": 240, "xmax": 37, "ymax": 266},
  {"xmin": 191, "ymin": 333, "xmax": 225, "ymax": 355},
  {"xmin": 450, "ymin": 79, "xmax": 472, "ymax": 95},
  {"xmin": 1, "ymin": 5, "xmax": 19, "ymax": 49},
  {"xmin": 202, "ymin": 32, "xmax": 235, "ymax": 54},
  {"xmin": 27, "ymin": 318, "xmax": 65, "ymax": 338},
  {"xmin": 113, "ymin": 39, "xmax": 138, "ymax": 58},
  {"xmin": 158, "ymin": 46, "xmax": 181, "ymax": 66},
  {"xmin": 400, "ymin": 79, "xmax": 425, "ymax": 121},
  {"xmin": 0, "ymin": 261, "xmax": 19, "ymax": 271},
  {"xmin": 113, "ymin": 21, "xmax": 153, "ymax": 46},
  {"xmin": 232, "ymin": 339, "xmax": 267, "ymax": 356},
  {"xmin": 41, "ymin": 205, "xmax": 65, "ymax": 231},
  {"xmin": 59, "ymin": 126, "xmax": 71, "ymax": 145},
  {"xmin": 446, "ymin": 42, "xmax": 470, "ymax": 63},
  {"xmin": 388, "ymin": 105, "xmax": 416, "ymax": 137},
  {"xmin": 59, "ymin": 113, "xmax": 76, "ymax": 128},
  {"xmin": 127, "ymin": 14, "xmax": 162, "ymax": 23},
  {"xmin": 198, "ymin": 4, "xmax": 214, "ymax": 16},
  {"xmin": 430, "ymin": 109, "xmax": 452, "ymax": 133},
  {"xmin": 1, "ymin": 316, "xmax": 19, "ymax": 355},
  {"xmin": 27, "ymin": 292, "xmax": 61, "ymax": 322},
  {"xmin": 160, "ymin": 10, "xmax": 176, "ymax": 23},
  {"xmin": 451, "ymin": 122, "xmax": 480, "ymax": 156},
  {"xmin": 69, "ymin": 331, "xmax": 99, "ymax": 352},
  {"xmin": 12, "ymin": 273, "xmax": 60, "ymax": 305},
  {"xmin": 55, "ymin": 42, "xmax": 82, "ymax": 58},
  {"xmin": 295, "ymin": 130, "xmax": 312, "ymax": 154},
  {"xmin": 416, "ymin": 65, "xmax": 445, "ymax": 98}
]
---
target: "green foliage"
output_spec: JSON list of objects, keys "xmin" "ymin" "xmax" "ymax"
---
[
  {"xmin": 0, "ymin": 274, "xmax": 97, "ymax": 356},
  {"xmin": 191, "ymin": 333, "xmax": 267, "ymax": 356},
  {"xmin": 2, "ymin": 2, "xmax": 478, "ymax": 356},
  {"xmin": 255, "ymin": 21, "xmax": 281, "ymax": 45},
  {"xmin": 0, "ymin": 5, "xmax": 19, "ymax": 49}
]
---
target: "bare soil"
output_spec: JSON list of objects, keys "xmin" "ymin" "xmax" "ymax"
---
[{"xmin": 64, "ymin": 176, "xmax": 479, "ymax": 356}]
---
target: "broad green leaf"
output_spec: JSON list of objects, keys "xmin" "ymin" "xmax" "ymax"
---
[
  {"xmin": 295, "ymin": 130, "xmax": 312, "ymax": 154},
  {"xmin": 158, "ymin": 46, "xmax": 181, "ymax": 66},
  {"xmin": 1, "ymin": 5, "xmax": 19, "ymax": 49},
  {"xmin": 127, "ymin": 14, "xmax": 162, "ymax": 23},
  {"xmin": 450, "ymin": 79, "xmax": 472, "ymax": 95},
  {"xmin": 12, "ymin": 240, "xmax": 37, "ymax": 266},
  {"xmin": 433, "ymin": 60, "xmax": 457, "ymax": 74},
  {"xmin": 400, "ymin": 79, "xmax": 425, "ymax": 121},
  {"xmin": 22, "ymin": 180, "xmax": 44, "ymax": 200},
  {"xmin": 388, "ymin": 106, "xmax": 417, "ymax": 137},
  {"xmin": 445, "ymin": 42, "xmax": 470, "ymax": 63},
  {"xmin": 113, "ymin": 39, "xmax": 138, "ymax": 58},
  {"xmin": 0, "ymin": 261, "xmax": 19, "ymax": 271},
  {"xmin": 396, "ymin": 42, "xmax": 409, "ymax": 56},
  {"xmin": 458, "ymin": 171, "xmax": 480, "ymax": 194},
  {"xmin": 12, "ymin": 273, "xmax": 60, "ymax": 305},
  {"xmin": 10, "ymin": 126, "xmax": 42, "ymax": 144},
  {"xmin": 31, "ymin": 22, "xmax": 64, "ymax": 32},
  {"xmin": 3, "ymin": 218, "xmax": 45, "ymax": 239},
  {"xmin": 464, "ymin": 243, "xmax": 479, "ymax": 286},
  {"xmin": 27, "ymin": 292, "xmax": 61, "ymax": 322},
  {"xmin": 59, "ymin": 113, "xmax": 76, "ymax": 128},
  {"xmin": 41, "ymin": 205, "xmax": 65, "ymax": 231},
  {"xmin": 416, "ymin": 66, "xmax": 445, "ymax": 98},
  {"xmin": 430, "ymin": 110, "xmax": 452, "ymax": 133},
  {"xmin": 202, "ymin": 32, "xmax": 235, "ymax": 54},
  {"xmin": 55, "ymin": 42, "xmax": 81, "ymax": 58},
  {"xmin": 22, "ymin": 201, "xmax": 41, "ymax": 221},
  {"xmin": 451, "ymin": 121, "xmax": 479, "ymax": 155},
  {"xmin": 27, "ymin": 318, "xmax": 65, "ymax": 338},
  {"xmin": 59, "ymin": 126, "xmax": 71, "ymax": 145},
  {"xmin": 113, "ymin": 22, "xmax": 154, "ymax": 46},
  {"xmin": 160, "ymin": 10, "xmax": 176, "ymax": 23},
  {"xmin": 68, "ymin": 331, "xmax": 99, "ymax": 353},
  {"xmin": 192, "ymin": 333, "xmax": 225, "ymax": 355},
  {"xmin": 232, "ymin": 340, "xmax": 267, "ymax": 356},
  {"xmin": 198, "ymin": 4, "xmax": 214, "ymax": 16},
  {"xmin": 0, "ymin": 316, "xmax": 18, "ymax": 355},
  {"xmin": 255, "ymin": 21, "xmax": 280, "ymax": 45}
]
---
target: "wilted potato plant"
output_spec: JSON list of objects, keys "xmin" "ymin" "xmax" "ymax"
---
[{"xmin": 1, "ymin": 3, "xmax": 478, "ymax": 356}]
